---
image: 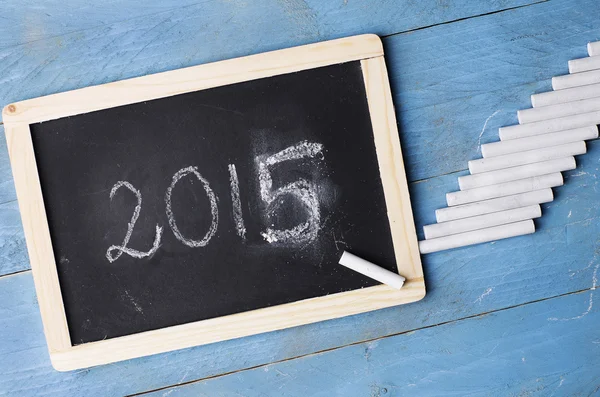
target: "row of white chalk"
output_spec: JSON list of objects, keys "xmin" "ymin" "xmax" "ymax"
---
[
  {"xmin": 419, "ymin": 40, "xmax": 600, "ymax": 254},
  {"xmin": 337, "ymin": 41, "xmax": 600, "ymax": 290}
]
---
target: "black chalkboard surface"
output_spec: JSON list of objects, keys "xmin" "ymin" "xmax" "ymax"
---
[
  {"xmin": 31, "ymin": 60, "xmax": 396, "ymax": 344},
  {"xmin": 4, "ymin": 35, "xmax": 424, "ymax": 370}
]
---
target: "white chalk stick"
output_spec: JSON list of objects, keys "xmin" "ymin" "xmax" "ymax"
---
[
  {"xmin": 471, "ymin": 142, "xmax": 586, "ymax": 174},
  {"xmin": 531, "ymin": 83, "xmax": 600, "ymax": 108},
  {"xmin": 446, "ymin": 173, "xmax": 563, "ymax": 207},
  {"xmin": 569, "ymin": 56, "xmax": 600, "ymax": 74},
  {"xmin": 519, "ymin": 96, "xmax": 600, "ymax": 124},
  {"xmin": 458, "ymin": 157, "xmax": 575, "ymax": 190},
  {"xmin": 436, "ymin": 189, "xmax": 553, "ymax": 223},
  {"xmin": 552, "ymin": 69, "xmax": 600, "ymax": 90},
  {"xmin": 338, "ymin": 251, "xmax": 405, "ymax": 289},
  {"xmin": 482, "ymin": 126, "xmax": 597, "ymax": 158},
  {"xmin": 419, "ymin": 220, "xmax": 535, "ymax": 254},
  {"xmin": 499, "ymin": 110, "xmax": 600, "ymax": 140},
  {"xmin": 424, "ymin": 205, "xmax": 540, "ymax": 240},
  {"xmin": 589, "ymin": 41, "xmax": 600, "ymax": 57}
]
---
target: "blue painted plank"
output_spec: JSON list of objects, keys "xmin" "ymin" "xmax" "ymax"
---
[
  {"xmin": 0, "ymin": 125, "xmax": 28, "ymax": 276},
  {"xmin": 5, "ymin": 0, "xmax": 594, "ymax": 274},
  {"xmin": 389, "ymin": 0, "xmax": 600, "ymax": 112},
  {"xmin": 1, "ymin": 1, "xmax": 598, "ymax": 187},
  {"xmin": 142, "ymin": 290, "xmax": 600, "ymax": 397},
  {"xmin": 0, "ymin": 126, "xmax": 16, "ymax": 204},
  {"xmin": 0, "ymin": 143, "xmax": 598, "ymax": 395},
  {"xmin": 0, "ymin": 1, "xmax": 199, "ymax": 49},
  {"xmin": 0, "ymin": 0, "xmax": 599, "ymax": 395},
  {"xmin": 0, "ymin": 0, "xmax": 537, "ymax": 50},
  {"xmin": 388, "ymin": 0, "xmax": 600, "ymax": 180},
  {"xmin": 0, "ymin": 200, "xmax": 28, "ymax": 275}
]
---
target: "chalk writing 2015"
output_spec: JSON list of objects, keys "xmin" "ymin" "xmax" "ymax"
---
[
  {"xmin": 106, "ymin": 140, "xmax": 324, "ymax": 262},
  {"xmin": 228, "ymin": 163, "xmax": 246, "ymax": 240},
  {"xmin": 165, "ymin": 166, "xmax": 219, "ymax": 248},
  {"xmin": 256, "ymin": 141, "xmax": 324, "ymax": 244},
  {"xmin": 105, "ymin": 181, "xmax": 163, "ymax": 263}
]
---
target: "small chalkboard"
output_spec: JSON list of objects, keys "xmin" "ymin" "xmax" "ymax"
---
[{"xmin": 3, "ymin": 34, "xmax": 424, "ymax": 371}]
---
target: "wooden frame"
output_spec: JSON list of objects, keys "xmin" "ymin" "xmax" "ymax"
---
[{"xmin": 2, "ymin": 34, "xmax": 425, "ymax": 371}]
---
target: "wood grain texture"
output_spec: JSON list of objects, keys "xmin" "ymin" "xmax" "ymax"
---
[
  {"xmin": 1, "ymin": 140, "xmax": 598, "ymax": 395},
  {"xmin": 361, "ymin": 57, "xmax": 423, "ymax": 279},
  {"xmin": 388, "ymin": 0, "xmax": 600, "ymax": 180},
  {"xmin": 0, "ymin": 200, "xmax": 28, "ymax": 274},
  {"xmin": 3, "ymin": 35, "xmax": 383, "ymax": 124},
  {"xmin": 4, "ymin": 123, "xmax": 72, "ymax": 356},
  {"xmin": 143, "ymin": 290, "xmax": 600, "ymax": 397},
  {"xmin": 0, "ymin": 130, "xmax": 16, "ymax": 204},
  {"xmin": 0, "ymin": 1, "xmax": 597, "ymax": 189},
  {"xmin": 3, "ymin": 36, "xmax": 427, "ymax": 371},
  {"xmin": 0, "ymin": 126, "xmax": 28, "ymax": 276},
  {"xmin": 0, "ymin": 0, "xmax": 537, "ymax": 50},
  {"xmin": 51, "ymin": 281, "xmax": 426, "ymax": 371},
  {"xmin": 0, "ymin": 0, "xmax": 599, "ymax": 394}
]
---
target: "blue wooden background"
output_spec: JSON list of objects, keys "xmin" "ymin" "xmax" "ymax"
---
[{"xmin": 1, "ymin": 0, "xmax": 599, "ymax": 395}]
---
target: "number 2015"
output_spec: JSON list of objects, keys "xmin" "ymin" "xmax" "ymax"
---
[{"xmin": 106, "ymin": 141, "xmax": 324, "ymax": 263}]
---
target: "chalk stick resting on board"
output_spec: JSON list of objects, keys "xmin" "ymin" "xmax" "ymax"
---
[
  {"xmin": 499, "ymin": 111, "xmax": 600, "ymax": 140},
  {"xmin": 481, "ymin": 126, "xmax": 597, "ymax": 158},
  {"xmin": 458, "ymin": 157, "xmax": 575, "ymax": 190},
  {"xmin": 569, "ymin": 56, "xmax": 600, "ymax": 74},
  {"xmin": 519, "ymin": 96, "xmax": 600, "ymax": 124},
  {"xmin": 446, "ymin": 173, "xmax": 563, "ymax": 207},
  {"xmin": 424, "ymin": 205, "xmax": 541, "ymax": 240},
  {"xmin": 338, "ymin": 251, "xmax": 405, "ymax": 290},
  {"xmin": 531, "ymin": 82, "xmax": 600, "ymax": 108},
  {"xmin": 552, "ymin": 69, "xmax": 600, "ymax": 90},
  {"xmin": 419, "ymin": 220, "xmax": 535, "ymax": 254},
  {"xmin": 589, "ymin": 41, "xmax": 600, "ymax": 57},
  {"xmin": 470, "ymin": 142, "xmax": 586, "ymax": 174},
  {"xmin": 436, "ymin": 188, "xmax": 553, "ymax": 223}
]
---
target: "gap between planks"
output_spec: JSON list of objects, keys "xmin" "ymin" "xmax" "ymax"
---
[
  {"xmin": 380, "ymin": 0, "xmax": 549, "ymax": 39},
  {"xmin": 0, "ymin": 268, "xmax": 31, "ymax": 280},
  {"xmin": 0, "ymin": 0, "xmax": 588, "ymax": 371},
  {"xmin": 0, "ymin": 138, "xmax": 596, "ymax": 385},
  {"xmin": 0, "ymin": 1, "xmax": 556, "ymax": 186},
  {"xmin": 1, "ymin": 135, "xmax": 598, "ymax": 223},
  {"xmin": 0, "ymin": 0, "xmax": 590, "ymax": 389},
  {"xmin": 2, "ymin": 134, "xmax": 597, "ymax": 201},
  {"xmin": 125, "ymin": 285, "xmax": 595, "ymax": 397},
  {"xmin": 4, "ymin": 1, "xmax": 547, "ymax": 53},
  {"xmin": 0, "ymin": 1, "xmax": 548, "ymax": 67},
  {"xmin": 0, "ymin": 199, "xmax": 17, "ymax": 206}
]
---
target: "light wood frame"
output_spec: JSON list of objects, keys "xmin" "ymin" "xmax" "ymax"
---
[{"xmin": 2, "ymin": 34, "xmax": 425, "ymax": 371}]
